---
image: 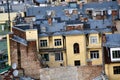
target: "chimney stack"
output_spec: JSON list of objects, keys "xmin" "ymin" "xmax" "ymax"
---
[
  {"xmin": 48, "ymin": 17, "xmax": 52, "ymax": 25},
  {"xmin": 102, "ymin": 34, "xmax": 106, "ymax": 43}
]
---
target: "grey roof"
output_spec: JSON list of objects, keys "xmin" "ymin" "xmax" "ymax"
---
[
  {"xmin": 64, "ymin": 30, "xmax": 85, "ymax": 35},
  {"xmin": 88, "ymin": 19, "xmax": 113, "ymax": 29},
  {"xmin": 39, "ymin": 33, "xmax": 48, "ymax": 37},
  {"xmin": 16, "ymin": 1, "xmax": 118, "ymax": 36},
  {"xmin": 40, "ymin": 22, "xmax": 65, "ymax": 33},
  {"xmin": 53, "ymin": 32, "xmax": 64, "ymax": 36},
  {"xmin": 11, "ymin": 35, "xmax": 27, "ymax": 46},
  {"xmin": 84, "ymin": 1, "xmax": 118, "ymax": 10},
  {"xmin": 86, "ymin": 30, "xmax": 99, "ymax": 34},
  {"xmin": 105, "ymin": 34, "xmax": 120, "ymax": 48},
  {"xmin": 35, "ymin": 0, "xmax": 47, "ymax": 3}
]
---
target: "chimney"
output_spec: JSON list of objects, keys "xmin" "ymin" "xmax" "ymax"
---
[
  {"xmin": 79, "ymin": 2, "xmax": 83, "ymax": 9},
  {"xmin": 30, "ymin": 21, "xmax": 33, "ymax": 29},
  {"xmin": 87, "ymin": 60, "xmax": 92, "ymax": 66},
  {"xmin": 102, "ymin": 34, "xmax": 106, "ymax": 43},
  {"xmin": 48, "ymin": 17, "xmax": 52, "ymax": 25}
]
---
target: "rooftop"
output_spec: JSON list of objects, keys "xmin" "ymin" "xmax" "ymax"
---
[{"xmin": 105, "ymin": 34, "xmax": 120, "ymax": 48}]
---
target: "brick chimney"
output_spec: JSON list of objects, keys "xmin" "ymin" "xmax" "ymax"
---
[
  {"xmin": 87, "ymin": 60, "xmax": 92, "ymax": 66},
  {"xmin": 48, "ymin": 17, "xmax": 52, "ymax": 25},
  {"xmin": 79, "ymin": 2, "xmax": 83, "ymax": 9},
  {"xmin": 102, "ymin": 34, "xmax": 106, "ymax": 43}
]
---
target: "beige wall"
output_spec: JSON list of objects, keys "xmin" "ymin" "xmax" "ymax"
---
[
  {"xmin": 87, "ymin": 49, "xmax": 102, "ymax": 65},
  {"xmin": 44, "ymin": 51, "xmax": 66, "ymax": 67},
  {"xmin": 105, "ymin": 64, "xmax": 120, "ymax": 80},
  {"xmin": 26, "ymin": 29, "xmax": 39, "ymax": 51},
  {"xmin": 87, "ymin": 33, "xmax": 103, "ymax": 65},
  {"xmin": 0, "ymin": 12, "xmax": 24, "ymax": 26},
  {"xmin": 26, "ymin": 29, "xmax": 38, "ymax": 40},
  {"xmin": 66, "ymin": 35, "xmax": 87, "ymax": 66},
  {"xmin": 39, "ymin": 35, "xmax": 66, "ymax": 67}
]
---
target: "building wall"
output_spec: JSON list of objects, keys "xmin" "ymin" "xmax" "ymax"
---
[
  {"xmin": 26, "ymin": 29, "xmax": 38, "ymax": 40},
  {"xmin": 8, "ymin": 27, "xmax": 41, "ymax": 79},
  {"xmin": 39, "ymin": 35, "xmax": 67, "ymax": 67},
  {"xmin": 87, "ymin": 49, "xmax": 102, "ymax": 65},
  {"xmin": 9, "ymin": 39, "xmax": 41, "ymax": 79},
  {"xmin": 44, "ymin": 51, "xmax": 66, "ymax": 67},
  {"xmin": 87, "ymin": 33, "xmax": 103, "ymax": 65},
  {"xmin": 0, "ymin": 12, "xmax": 24, "ymax": 26},
  {"xmin": 26, "ymin": 29, "xmax": 39, "ymax": 51},
  {"xmin": 65, "ymin": 35, "xmax": 87, "ymax": 66},
  {"xmin": 40, "ymin": 65, "xmax": 102, "ymax": 80},
  {"xmin": 115, "ymin": 21, "xmax": 120, "ymax": 33},
  {"xmin": 105, "ymin": 64, "xmax": 120, "ymax": 80}
]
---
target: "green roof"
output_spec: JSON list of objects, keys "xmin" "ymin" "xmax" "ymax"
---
[
  {"xmin": 0, "ymin": 40, "xmax": 7, "ymax": 51},
  {"xmin": 0, "ymin": 65, "xmax": 11, "ymax": 74}
]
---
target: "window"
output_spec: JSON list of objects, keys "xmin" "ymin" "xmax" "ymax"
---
[
  {"xmin": 90, "ymin": 51, "xmax": 99, "ymax": 59},
  {"xmin": 90, "ymin": 36, "xmax": 97, "ymax": 44},
  {"xmin": 74, "ymin": 60, "xmax": 80, "ymax": 66},
  {"xmin": 113, "ymin": 66, "xmax": 120, "ymax": 74},
  {"xmin": 73, "ymin": 43, "xmax": 80, "ymax": 53},
  {"xmin": 112, "ymin": 50, "xmax": 120, "ymax": 58},
  {"xmin": 61, "ymin": 0, "xmax": 65, "ymax": 2},
  {"xmin": 41, "ymin": 54, "xmax": 49, "ymax": 61},
  {"xmin": 54, "ymin": 39, "xmax": 62, "ymax": 46},
  {"xmin": 40, "ymin": 40, "xmax": 47, "ymax": 47},
  {"xmin": 110, "ymin": 48, "xmax": 120, "ymax": 62},
  {"xmin": 55, "ymin": 52, "xmax": 63, "ymax": 61}
]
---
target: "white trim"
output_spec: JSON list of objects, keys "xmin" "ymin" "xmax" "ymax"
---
[{"xmin": 110, "ymin": 48, "xmax": 120, "ymax": 62}]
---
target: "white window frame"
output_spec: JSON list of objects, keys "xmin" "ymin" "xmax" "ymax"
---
[
  {"xmin": 90, "ymin": 36, "xmax": 97, "ymax": 44},
  {"xmin": 40, "ymin": 40, "xmax": 47, "ymax": 47},
  {"xmin": 55, "ymin": 52, "xmax": 63, "ymax": 61},
  {"xmin": 54, "ymin": 39, "xmax": 62, "ymax": 46},
  {"xmin": 110, "ymin": 48, "xmax": 120, "ymax": 62},
  {"xmin": 90, "ymin": 51, "xmax": 99, "ymax": 59}
]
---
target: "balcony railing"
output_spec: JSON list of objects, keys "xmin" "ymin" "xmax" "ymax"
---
[{"xmin": 39, "ymin": 47, "xmax": 66, "ymax": 52}]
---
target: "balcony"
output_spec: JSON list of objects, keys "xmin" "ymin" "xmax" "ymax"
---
[
  {"xmin": 87, "ymin": 44, "xmax": 101, "ymax": 49},
  {"xmin": 39, "ymin": 47, "xmax": 66, "ymax": 52}
]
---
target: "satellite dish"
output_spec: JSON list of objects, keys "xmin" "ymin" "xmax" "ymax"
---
[
  {"xmin": 13, "ymin": 70, "xmax": 19, "ymax": 77},
  {"xmin": 12, "ymin": 63, "xmax": 17, "ymax": 69}
]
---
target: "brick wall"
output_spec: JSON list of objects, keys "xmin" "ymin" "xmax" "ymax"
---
[
  {"xmin": 78, "ymin": 65, "xmax": 102, "ymax": 80},
  {"xmin": 10, "ymin": 38, "xmax": 41, "ymax": 79},
  {"xmin": 40, "ymin": 65, "xmax": 102, "ymax": 80},
  {"xmin": 12, "ymin": 28, "xmax": 26, "ymax": 39}
]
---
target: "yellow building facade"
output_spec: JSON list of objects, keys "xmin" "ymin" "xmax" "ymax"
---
[
  {"xmin": 105, "ymin": 64, "xmax": 120, "ymax": 80},
  {"xmin": 38, "ymin": 32, "xmax": 105, "ymax": 67},
  {"xmin": 0, "ymin": 12, "xmax": 24, "ymax": 25}
]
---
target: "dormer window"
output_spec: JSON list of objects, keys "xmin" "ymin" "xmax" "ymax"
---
[
  {"xmin": 110, "ymin": 48, "xmax": 120, "ymax": 62},
  {"xmin": 90, "ymin": 36, "xmax": 97, "ymax": 44}
]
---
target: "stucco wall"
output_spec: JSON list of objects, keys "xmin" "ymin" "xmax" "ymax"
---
[{"xmin": 40, "ymin": 65, "xmax": 102, "ymax": 80}]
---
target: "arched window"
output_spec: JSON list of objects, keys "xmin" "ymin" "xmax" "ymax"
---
[{"xmin": 73, "ymin": 43, "xmax": 79, "ymax": 53}]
